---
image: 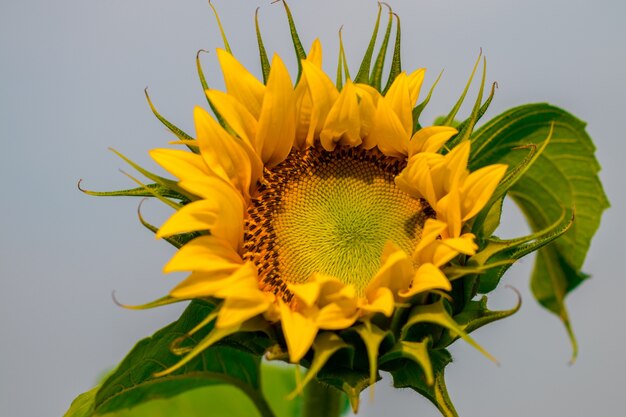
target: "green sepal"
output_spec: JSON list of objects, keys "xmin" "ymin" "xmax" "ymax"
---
[
  {"xmin": 255, "ymin": 8, "xmax": 271, "ymax": 84},
  {"xmin": 440, "ymin": 50, "xmax": 481, "ymax": 127},
  {"xmin": 78, "ymin": 181, "xmax": 188, "ymax": 202},
  {"xmin": 83, "ymin": 301, "xmax": 276, "ymax": 417},
  {"xmin": 369, "ymin": 6, "xmax": 393, "ymax": 92},
  {"xmin": 354, "ymin": 3, "xmax": 382, "ymax": 84},
  {"xmin": 474, "ymin": 207, "xmax": 574, "ymax": 294},
  {"xmin": 382, "ymin": 13, "xmax": 402, "ymax": 95},
  {"xmin": 379, "ymin": 337, "xmax": 434, "ymax": 385},
  {"xmin": 401, "ymin": 299, "xmax": 497, "ymax": 364},
  {"xmin": 446, "ymin": 57, "xmax": 486, "ymax": 147},
  {"xmin": 389, "ymin": 349, "xmax": 457, "ymax": 417},
  {"xmin": 335, "ymin": 28, "xmax": 350, "ymax": 90},
  {"xmin": 143, "ymin": 88, "xmax": 198, "ymax": 154},
  {"xmin": 438, "ymin": 293, "xmax": 521, "ymax": 347},
  {"xmin": 208, "ymin": 1, "xmax": 232, "ymax": 54},
  {"xmin": 112, "ymin": 294, "xmax": 189, "ymax": 311},
  {"xmin": 119, "ymin": 169, "xmax": 182, "ymax": 211},
  {"xmin": 412, "ymin": 70, "xmax": 443, "ymax": 133},
  {"xmin": 288, "ymin": 332, "xmax": 352, "ymax": 398},
  {"xmin": 136, "ymin": 201, "xmax": 201, "ymax": 248},
  {"xmin": 316, "ymin": 368, "xmax": 375, "ymax": 414},
  {"xmin": 279, "ymin": 0, "xmax": 306, "ymax": 82},
  {"xmin": 108, "ymin": 148, "xmax": 194, "ymax": 202},
  {"xmin": 455, "ymin": 81, "xmax": 497, "ymax": 136},
  {"xmin": 195, "ymin": 52, "xmax": 231, "ymax": 129},
  {"xmin": 351, "ymin": 321, "xmax": 394, "ymax": 387}
]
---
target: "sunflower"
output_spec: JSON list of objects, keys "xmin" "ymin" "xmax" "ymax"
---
[
  {"xmin": 90, "ymin": 2, "xmax": 520, "ymax": 412},
  {"xmin": 142, "ymin": 10, "xmax": 506, "ymax": 366}
]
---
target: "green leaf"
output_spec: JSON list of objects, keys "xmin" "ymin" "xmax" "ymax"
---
[
  {"xmin": 64, "ymin": 387, "xmax": 98, "ymax": 417},
  {"xmin": 90, "ymin": 301, "xmax": 275, "ymax": 417},
  {"xmin": 469, "ymin": 104, "xmax": 609, "ymax": 356}
]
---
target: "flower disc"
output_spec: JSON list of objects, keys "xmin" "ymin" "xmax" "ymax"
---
[{"xmin": 244, "ymin": 146, "xmax": 432, "ymax": 297}]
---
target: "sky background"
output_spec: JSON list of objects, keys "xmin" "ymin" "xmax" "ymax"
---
[{"xmin": 1, "ymin": 0, "xmax": 625, "ymax": 416}]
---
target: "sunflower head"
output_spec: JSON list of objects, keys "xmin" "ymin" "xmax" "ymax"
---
[{"xmin": 87, "ymin": 2, "xmax": 576, "ymax": 414}]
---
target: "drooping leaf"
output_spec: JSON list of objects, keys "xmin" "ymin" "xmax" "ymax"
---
[{"xmin": 469, "ymin": 104, "xmax": 609, "ymax": 356}]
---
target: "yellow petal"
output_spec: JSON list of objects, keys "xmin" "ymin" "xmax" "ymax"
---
[
  {"xmin": 409, "ymin": 126, "xmax": 458, "ymax": 156},
  {"xmin": 407, "ymin": 68, "xmax": 426, "ymax": 106},
  {"xmin": 414, "ymin": 218, "xmax": 448, "ymax": 254},
  {"xmin": 399, "ymin": 263, "xmax": 451, "ymax": 298},
  {"xmin": 290, "ymin": 281, "xmax": 321, "ymax": 308},
  {"xmin": 280, "ymin": 301, "xmax": 319, "ymax": 363},
  {"xmin": 355, "ymin": 84, "xmax": 380, "ymax": 148},
  {"xmin": 366, "ymin": 242, "xmax": 413, "ymax": 298},
  {"xmin": 217, "ymin": 48, "xmax": 265, "ymax": 118},
  {"xmin": 156, "ymin": 199, "xmax": 218, "ymax": 238},
  {"xmin": 395, "ymin": 153, "xmax": 441, "ymax": 206},
  {"xmin": 257, "ymin": 54, "xmax": 296, "ymax": 167},
  {"xmin": 441, "ymin": 233, "xmax": 478, "ymax": 256},
  {"xmin": 370, "ymin": 96, "xmax": 410, "ymax": 158},
  {"xmin": 316, "ymin": 303, "xmax": 359, "ymax": 330},
  {"xmin": 436, "ymin": 189, "xmax": 463, "ymax": 238},
  {"xmin": 194, "ymin": 106, "xmax": 254, "ymax": 201},
  {"xmin": 149, "ymin": 148, "xmax": 211, "ymax": 182},
  {"xmin": 460, "ymin": 164, "xmax": 508, "ymax": 221},
  {"xmin": 383, "ymin": 72, "xmax": 412, "ymax": 137},
  {"xmin": 306, "ymin": 39, "xmax": 323, "ymax": 67},
  {"xmin": 301, "ymin": 60, "xmax": 339, "ymax": 147},
  {"xmin": 361, "ymin": 287, "xmax": 395, "ymax": 317},
  {"xmin": 319, "ymin": 80, "xmax": 361, "ymax": 150},
  {"xmin": 437, "ymin": 141, "xmax": 470, "ymax": 193},
  {"xmin": 170, "ymin": 271, "xmax": 236, "ymax": 298},
  {"xmin": 164, "ymin": 235, "xmax": 242, "ymax": 274},
  {"xmin": 217, "ymin": 295, "xmax": 269, "ymax": 328},
  {"xmin": 176, "ymin": 176, "xmax": 244, "ymax": 250},
  {"xmin": 294, "ymin": 77, "xmax": 313, "ymax": 149}
]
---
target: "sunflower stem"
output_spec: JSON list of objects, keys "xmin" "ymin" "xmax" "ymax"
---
[{"xmin": 302, "ymin": 379, "xmax": 343, "ymax": 417}]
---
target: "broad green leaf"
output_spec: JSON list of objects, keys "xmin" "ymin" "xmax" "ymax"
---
[
  {"xmin": 66, "ymin": 363, "xmax": 307, "ymax": 417},
  {"xmin": 469, "ymin": 104, "xmax": 609, "ymax": 356},
  {"xmin": 64, "ymin": 387, "xmax": 98, "ymax": 417},
  {"xmin": 91, "ymin": 301, "xmax": 275, "ymax": 417}
]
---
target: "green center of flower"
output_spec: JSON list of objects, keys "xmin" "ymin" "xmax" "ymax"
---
[{"xmin": 244, "ymin": 147, "xmax": 431, "ymax": 298}]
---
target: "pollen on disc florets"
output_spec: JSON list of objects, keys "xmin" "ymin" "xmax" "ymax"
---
[{"xmin": 243, "ymin": 146, "xmax": 435, "ymax": 300}]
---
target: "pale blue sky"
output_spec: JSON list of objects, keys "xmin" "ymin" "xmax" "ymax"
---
[{"xmin": 1, "ymin": 1, "xmax": 625, "ymax": 416}]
